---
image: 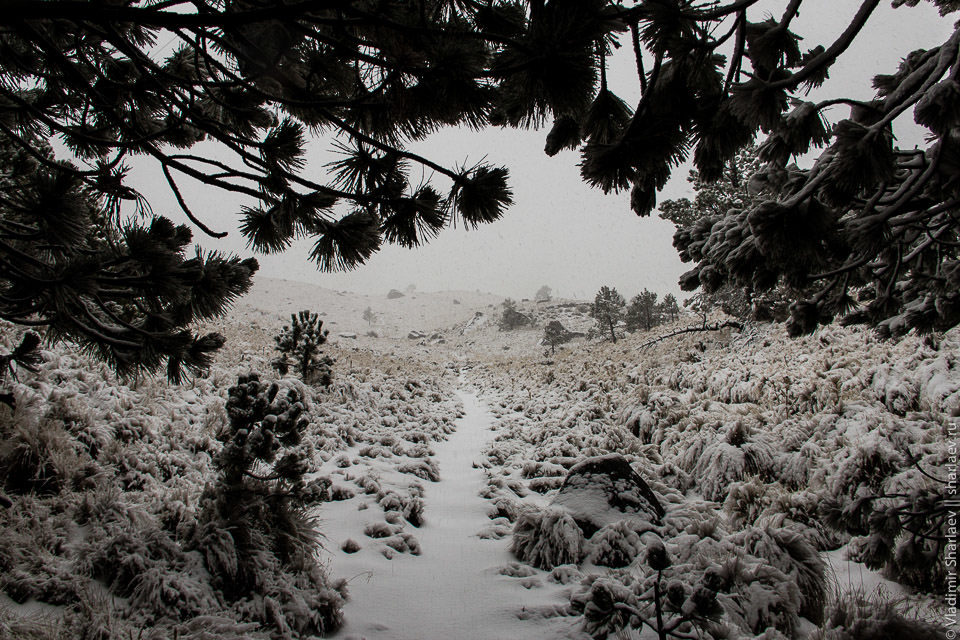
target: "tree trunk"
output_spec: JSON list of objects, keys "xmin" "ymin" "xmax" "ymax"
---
[{"xmin": 608, "ymin": 317, "xmax": 616, "ymax": 343}]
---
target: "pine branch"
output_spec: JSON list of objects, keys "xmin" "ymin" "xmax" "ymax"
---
[{"xmin": 637, "ymin": 320, "xmax": 743, "ymax": 350}]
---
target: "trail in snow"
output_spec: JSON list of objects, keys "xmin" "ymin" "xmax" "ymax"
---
[{"xmin": 326, "ymin": 384, "xmax": 578, "ymax": 640}]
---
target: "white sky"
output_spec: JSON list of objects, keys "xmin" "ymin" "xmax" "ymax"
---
[{"xmin": 130, "ymin": 1, "xmax": 954, "ymax": 301}]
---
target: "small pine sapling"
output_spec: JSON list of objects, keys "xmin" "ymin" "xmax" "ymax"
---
[
  {"xmin": 575, "ymin": 538, "xmax": 724, "ymax": 640},
  {"xmin": 272, "ymin": 311, "xmax": 334, "ymax": 386},
  {"xmin": 197, "ymin": 373, "xmax": 344, "ymax": 634}
]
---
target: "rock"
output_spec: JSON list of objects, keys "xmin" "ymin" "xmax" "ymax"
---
[
  {"xmin": 550, "ymin": 453, "xmax": 663, "ymax": 537},
  {"xmin": 387, "ymin": 289, "xmax": 405, "ymax": 299},
  {"xmin": 338, "ymin": 332, "xmax": 357, "ymax": 339},
  {"xmin": 408, "ymin": 331, "xmax": 426, "ymax": 340}
]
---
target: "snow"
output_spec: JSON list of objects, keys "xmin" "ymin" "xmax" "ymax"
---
[
  {"xmin": 324, "ymin": 386, "xmax": 578, "ymax": 640},
  {"xmin": 1, "ymin": 285, "xmax": 955, "ymax": 638}
]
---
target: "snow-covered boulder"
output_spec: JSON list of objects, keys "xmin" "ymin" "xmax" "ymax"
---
[{"xmin": 551, "ymin": 454, "xmax": 664, "ymax": 537}]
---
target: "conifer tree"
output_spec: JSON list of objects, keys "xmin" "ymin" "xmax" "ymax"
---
[
  {"xmin": 499, "ymin": 298, "xmax": 531, "ymax": 330},
  {"xmin": 272, "ymin": 311, "xmax": 334, "ymax": 386},
  {"xmin": 591, "ymin": 286, "xmax": 625, "ymax": 342},
  {"xmin": 663, "ymin": 146, "xmax": 797, "ymax": 323},
  {"xmin": 0, "ymin": 135, "xmax": 256, "ymax": 382},
  {"xmin": 543, "ymin": 319, "xmax": 572, "ymax": 353},
  {"xmin": 5, "ymin": 0, "xmax": 960, "ymax": 338},
  {"xmin": 626, "ymin": 289, "xmax": 659, "ymax": 332},
  {"xmin": 659, "ymin": 293, "xmax": 680, "ymax": 322}
]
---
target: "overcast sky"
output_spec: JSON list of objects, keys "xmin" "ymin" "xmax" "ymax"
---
[{"xmin": 132, "ymin": 1, "xmax": 954, "ymax": 302}]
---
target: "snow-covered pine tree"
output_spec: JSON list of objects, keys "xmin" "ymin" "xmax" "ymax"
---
[
  {"xmin": 5, "ymin": 0, "xmax": 960, "ymax": 335},
  {"xmin": 0, "ymin": 136, "xmax": 257, "ymax": 382},
  {"xmin": 197, "ymin": 373, "xmax": 344, "ymax": 634},
  {"xmin": 499, "ymin": 299, "xmax": 532, "ymax": 331},
  {"xmin": 273, "ymin": 311, "xmax": 334, "ymax": 386},
  {"xmin": 626, "ymin": 289, "xmax": 660, "ymax": 332},
  {"xmin": 543, "ymin": 320, "xmax": 573, "ymax": 354},
  {"xmin": 591, "ymin": 286, "xmax": 625, "ymax": 342}
]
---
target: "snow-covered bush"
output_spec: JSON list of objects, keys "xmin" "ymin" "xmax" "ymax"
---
[
  {"xmin": 195, "ymin": 373, "xmax": 345, "ymax": 635},
  {"xmin": 511, "ymin": 507, "xmax": 585, "ymax": 570},
  {"xmin": 0, "ymin": 396, "xmax": 85, "ymax": 496},
  {"xmin": 688, "ymin": 422, "xmax": 776, "ymax": 503},
  {"xmin": 824, "ymin": 475, "xmax": 948, "ymax": 593},
  {"xmin": 0, "ymin": 495, "xmax": 81, "ymax": 606},
  {"xmin": 810, "ymin": 595, "xmax": 948, "ymax": 639},
  {"xmin": 727, "ymin": 525, "xmax": 826, "ymax": 625},
  {"xmin": 587, "ymin": 519, "xmax": 648, "ymax": 568}
]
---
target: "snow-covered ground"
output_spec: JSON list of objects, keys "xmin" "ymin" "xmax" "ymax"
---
[
  {"xmin": 326, "ymin": 385, "xmax": 579, "ymax": 640},
  {"xmin": 0, "ymin": 283, "xmax": 954, "ymax": 639}
]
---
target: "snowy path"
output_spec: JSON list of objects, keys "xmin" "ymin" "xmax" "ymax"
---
[{"xmin": 326, "ymin": 385, "xmax": 577, "ymax": 640}]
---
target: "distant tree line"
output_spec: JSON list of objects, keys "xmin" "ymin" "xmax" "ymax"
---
[{"xmin": 591, "ymin": 287, "xmax": 680, "ymax": 342}]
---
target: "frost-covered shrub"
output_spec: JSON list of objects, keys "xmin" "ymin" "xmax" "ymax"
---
[
  {"xmin": 0, "ymin": 404, "xmax": 81, "ymax": 496},
  {"xmin": 727, "ymin": 525, "xmax": 826, "ymax": 625},
  {"xmin": 364, "ymin": 522, "xmax": 399, "ymax": 539},
  {"xmin": 397, "ymin": 459, "xmax": 439, "ymax": 482},
  {"xmin": 378, "ymin": 490, "xmax": 424, "ymax": 527},
  {"xmin": 810, "ymin": 595, "xmax": 948, "ymax": 639},
  {"xmin": 723, "ymin": 479, "xmax": 769, "ymax": 529},
  {"xmin": 527, "ymin": 476, "xmax": 563, "ymax": 493},
  {"xmin": 587, "ymin": 520, "xmax": 648, "ymax": 568},
  {"xmin": 0, "ymin": 496, "xmax": 81, "ymax": 605},
  {"xmin": 487, "ymin": 496, "xmax": 520, "ymax": 522},
  {"xmin": 329, "ymin": 485, "xmax": 355, "ymax": 501},
  {"xmin": 577, "ymin": 577, "xmax": 635, "ymax": 640},
  {"xmin": 195, "ymin": 373, "xmax": 345, "ymax": 634},
  {"xmin": 826, "ymin": 478, "xmax": 948, "ymax": 593},
  {"xmin": 549, "ymin": 564, "xmax": 583, "ymax": 585},
  {"xmin": 691, "ymin": 423, "xmax": 774, "ymax": 502},
  {"xmin": 826, "ymin": 439, "xmax": 904, "ymax": 499},
  {"xmin": 129, "ymin": 563, "xmax": 220, "ymax": 622},
  {"xmin": 714, "ymin": 558, "xmax": 802, "ymax": 636},
  {"xmin": 511, "ymin": 507, "xmax": 585, "ymax": 570},
  {"xmin": 383, "ymin": 533, "xmax": 421, "ymax": 555}
]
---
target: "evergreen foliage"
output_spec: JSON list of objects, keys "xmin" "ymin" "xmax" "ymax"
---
[
  {"xmin": 5, "ymin": 0, "xmax": 960, "ymax": 337},
  {"xmin": 535, "ymin": 285, "xmax": 553, "ymax": 302},
  {"xmin": 0, "ymin": 138, "xmax": 256, "ymax": 382},
  {"xmin": 590, "ymin": 286, "xmax": 625, "ymax": 342},
  {"xmin": 626, "ymin": 289, "xmax": 660, "ymax": 332},
  {"xmin": 663, "ymin": 146, "xmax": 795, "ymax": 323},
  {"xmin": 272, "ymin": 311, "xmax": 334, "ymax": 386},
  {"xmin": 543, "ymin": 319, "xmax": 574, "ymax": 353},
  {"xmin": 499, "ymin": 298, "xmax": 532, "ymax": 331},
  {"xmin": 197, "ymin": 373, "xmax": 345, "ymax": 634},
  {"xmin": 659, "ymin": 293, "xmax": 680, "ymax": 322}
]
